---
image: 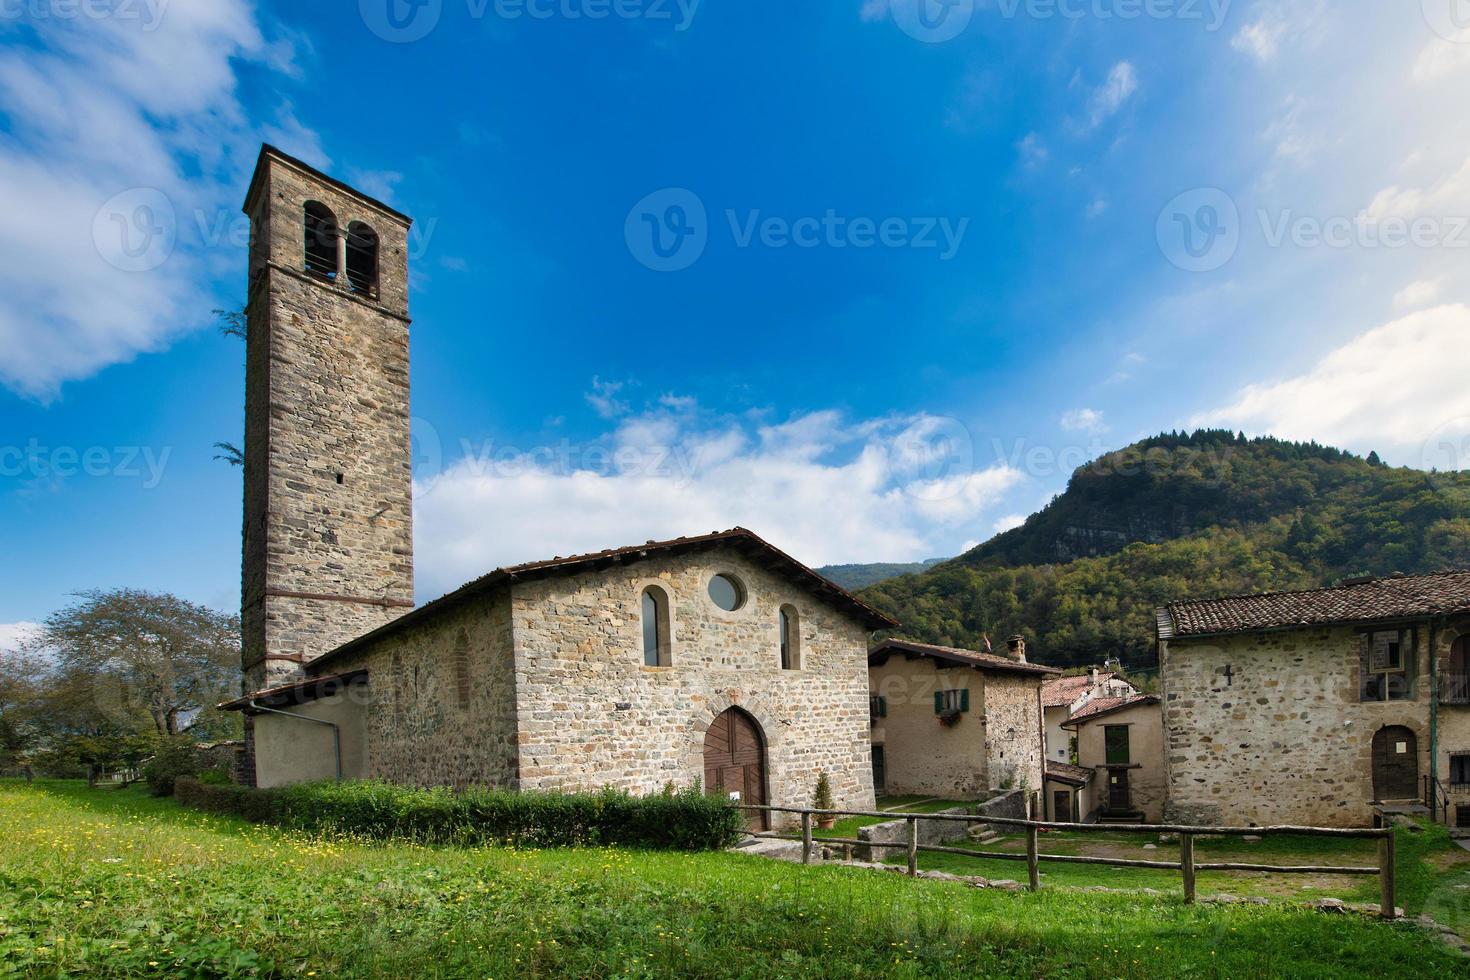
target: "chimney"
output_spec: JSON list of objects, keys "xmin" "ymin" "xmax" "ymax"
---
[
  {"xmin": 1006, "ymin": 635, "xmax": 1027, "ymax": 663},
  {"xmin": 1089, "ymin": 666, "xmax": 1100, "ymax": 691}
]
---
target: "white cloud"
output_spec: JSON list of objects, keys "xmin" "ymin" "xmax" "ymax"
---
[
  {"xmin": 585, "ymin": 377, "xmax": 631, "ymax": 419},
  {"xmin": 0, "ymin": 622, "xmax": 41, "ymax": 655},
  {"xmin": 1413, "ymin": 41, "xmax": 1470, "ymax": 83},
  {"xmin": 1365, "ymin": 155, "xmax": 1470, "ymax": 223},
  {"xmin": 1060, "ymin": 408, "xmax": 1108, "ymax": 434},
  {"xmin": 346, "ymin": 168, "xmax": 405, "ymax": 206},
  {"xmin": 993, "ymin": 514, "xmax": 1027, "ymax": 534},
  {"xmin": 411, "ymin": 403, "xmax": 1026, "ymax": 598},
  {"xmin": 858, "ymin": 0, "xmax": 887, "ymax": 22},
  {"xmin": 1189, "ymin": 305, "xmax": 1470, "ymax": 461},
  {"xmin": 1086, "ymin": 199, "xmax": 1109, "ymax": 219},
  {"xmin": 1394, "ymin": 279, "xmax": 1442, "ymax": 310},
  {"xmin": 1017, "ymin": 133, "xmax": 1048, "ymax": 169},
  {"xmin": 1087, "ymin": 62, "xmax": 1137, "ymax": 129},
  {"xmin": 0, "ymin": 1, "xmax": 312, "ymax": 399},
  {"xmin": 1230, "ymin": 0, "xmax": 1325, "ymax": 63}
]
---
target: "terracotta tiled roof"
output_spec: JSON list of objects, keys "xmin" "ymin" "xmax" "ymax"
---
[
  {"xmin": 306, "ymin": 527, "xmax": 897, "ymax": 675},
  {"xmin": 869, "ymin": 639, "xmax": 1061, "ymax": 676},
  {"xmin": 1063, "ymin": 693, "xmax": 1159, "ymax": 726},
  {"xmin": 1045, "ymin": 760, "xmax": 1093, "ymax": 786},
  {"xmin": 1157, "ymin": 569, "xmax": 1470, "ymax": 640},
  {"xmin": 1040, "ymin": 672, "xmax": 1114, "ymax": 707}
]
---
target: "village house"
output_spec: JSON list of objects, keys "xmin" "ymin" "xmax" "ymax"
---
[
  {"xmin": 1062, "ymin": 693, "xmax": 1165, "ymax": 822},
  {"xmin": 1157, "ymin": 571, "xmax": 1470, "ymax": 829},
  {"xmin": 220, "ymin": 146, "xmax": 896, "ymax": 827},
  {"xmin": 866, "ymin": 637, "xmax": 1055, "ymax": 804},
  {"xmin": 1040, "ymin": 668, "xmax": 1139, "ymax": 766}
]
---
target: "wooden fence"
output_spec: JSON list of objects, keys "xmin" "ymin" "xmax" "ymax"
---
[{"xmin": 736, "ymin": 804, "xmax": 1398, "ymax": 919}]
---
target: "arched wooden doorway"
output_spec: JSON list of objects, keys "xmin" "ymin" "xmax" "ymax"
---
[
  {"xmin": 1371, "ymin": 726, "xmax": 1418, "ymax": 802},
  {"xmin": 704, "ymin": 707, "xmax": 768, "ymax": 830}
]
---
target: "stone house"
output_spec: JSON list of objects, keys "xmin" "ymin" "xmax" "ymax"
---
[
  {"xmin": 1062, "ymin": 694, "xmax": 1165, "ymax": 822},
  {"xmin": 221, "ymin": 147, "xmax": 895, "ymax": 827},
  {"xmin": 866, "ymin": 637, "xmax": 1056, "ymax": 802},
  {"xmin": 1157, "ymin": 570, "xmax": 1470, "ymax": 829},
  {"xmin": 1041, "ymin": 760, "xmax": 1093, "ymax": 823},
  {"xmin": 1040, "ymin": 668, "xmax": 1138, "ymax": 766}
]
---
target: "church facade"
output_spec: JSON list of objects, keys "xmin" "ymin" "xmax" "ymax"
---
[{"xmin": 223, "ymin": 147, "xmax": 891, "ymax": 822}]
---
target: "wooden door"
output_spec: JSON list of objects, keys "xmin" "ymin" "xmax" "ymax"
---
[
  {"xmin": 1372, "ymin": 726, "xmax": 1418, "ymax": 801},
  {"xmin": 705, "ymin": 707, "xmax": 767, "ymax": 830},
  {"xmin": 1053, "ymin": 790, "xmax": 1071, "ymax": 822},
  {"xmin": 1108, "ymin": 769, "xmax": 1130, "ymax": 810}
]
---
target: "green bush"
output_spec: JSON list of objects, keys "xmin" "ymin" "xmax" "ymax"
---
[
  {"xmin": 174, "ymin": 777, "xmax": 280, "ymax": 823},
  {"xmin": 197, "ymin": 768, "xmax": 233, "ymax": 786},
  {"xmin": 143, "ymin": 738, "xmax": 202, "ymax": 797},
  {"xmin": 271, "ymin": 780, "xmax": 744, "ymax": 851}
]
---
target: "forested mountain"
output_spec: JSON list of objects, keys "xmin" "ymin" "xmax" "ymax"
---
[
  {"xmin": 817, "ymin": 559, "xmax": 942, "ymax": 590},
  {"xmin": 859, "ymin": 431, "xmax": 1470, "ymax": 670}
]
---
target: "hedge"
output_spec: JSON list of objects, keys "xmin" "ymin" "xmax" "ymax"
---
[{"xmin": 173, "ymin": 778, "xmax": 744, "ymax": 851}]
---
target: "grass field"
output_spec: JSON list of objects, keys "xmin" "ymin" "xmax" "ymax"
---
[{"xmin": 2, "ymin": 780, "xmax": 1467, "ymax": 978}]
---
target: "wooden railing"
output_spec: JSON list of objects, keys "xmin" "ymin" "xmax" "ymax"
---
[{"xmin": 734, "ymin": 804, "xmax": 1398, "ymax": 919}]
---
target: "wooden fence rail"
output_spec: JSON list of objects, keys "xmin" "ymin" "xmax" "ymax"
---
[{"xmin": 734, "ymin": 804, "xmax": 1397, "ymax": 919}]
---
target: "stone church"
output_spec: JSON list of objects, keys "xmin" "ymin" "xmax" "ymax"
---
[{"xmin": 221, "ymin": 146, "xmax": 894, "ymax": 823}]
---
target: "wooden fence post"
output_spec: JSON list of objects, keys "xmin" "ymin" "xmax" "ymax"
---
[
  {"xmin": 1026, "ymin": 825, "xmax": 1040, "ymax": 891},
  {"xmin": 1180, "ymin": 833, "xmax": 1196, "ymax": 904},
  {"xmin": 907, "ymin": 816, "xmax": 919, "ymax": 876},
  {"xmin": 1379, "ymin": 830, "xmax": 1397, "ymax": 919},
  {"xmin": 801, "ymin": 811, "xmax": 812, "ymax": 866}
]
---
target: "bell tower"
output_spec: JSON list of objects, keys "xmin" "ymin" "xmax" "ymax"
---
[{"xmin": 240, "ymin": 145, "xmax": 415, "ymax": 691}]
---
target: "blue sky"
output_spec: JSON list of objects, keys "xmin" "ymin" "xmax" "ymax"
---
[{"xmin": 3, "ymin": 0, "xmax": 1470, "ymax": 640}]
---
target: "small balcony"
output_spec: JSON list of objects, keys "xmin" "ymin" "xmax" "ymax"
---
[{"xmin": 1442, "ymin": 674, "xmax": 1470, "ymax": 705}]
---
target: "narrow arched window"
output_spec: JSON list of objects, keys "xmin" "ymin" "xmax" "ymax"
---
[
  {"xmin": 303, "ymin": 201, "xmax": 338, "ymax": 280},
  {"xmin": 779, "ymin": 605, "xmax": 800, "ymax": 670},
  {"xmin": 345, "ymin": 221, "xmax": 378, "ymax": 296},
  {"xmin": 642, "ymin": 586, "xmax": 671, "ymax": 667}
]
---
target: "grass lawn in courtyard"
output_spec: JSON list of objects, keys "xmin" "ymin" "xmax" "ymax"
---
[{"xmin": 1, "ymin": 779, "xmax": 1465, "ymax": 978}]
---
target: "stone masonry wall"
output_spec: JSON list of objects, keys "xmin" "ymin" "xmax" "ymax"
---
[
  {"xmin": 983, "ymin": 673, "xmax": 1046, "ymax": 798},
  {"xmin": 325, "ymin": 589, "xmax": 520, "ymax": 790},
  {"xmin": 1162, "ymin": 625, "xmax": 1432, "ymax": 827},
  {"xmin": 241, "ymin": 151, "xmax": 415, "ymax": 690},
  {"xmin": 509, "ymin": 547, "xmax": 877, "ymax": 823}
]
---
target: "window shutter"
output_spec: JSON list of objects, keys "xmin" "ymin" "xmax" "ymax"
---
[
  {"xmin": 960, "ymin": 689, "xmax": 970, "ymax": 712},
  {"xmin": 934, "ymin": 691, "xmax": 944, "ymax": 714},
  {"xmin": 879, "ymin": 696, "xmax": 887, "ymax": 718}
]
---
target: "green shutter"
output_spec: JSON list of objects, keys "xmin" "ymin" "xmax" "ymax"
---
[
  {"xmin": 960, "ymin": 689, "xmax": 970, "ymax": 712},
  {"xmin": 934, "ymin": 691, "xmax": 944, "ymax": 714}
]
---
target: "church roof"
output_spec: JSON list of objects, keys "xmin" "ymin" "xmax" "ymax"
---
[
  {"xmin": 868, "ymin": 638, "xmax": 1060, "ymax": 676},
  {"xmin": 1156, "ymin": 568, "xmax": 1470, "ymax": 640},
  {"xmin": 306, "ymin": 527, "xmax": 898, "ymax": 674}
]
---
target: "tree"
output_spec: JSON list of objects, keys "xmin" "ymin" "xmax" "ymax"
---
[
  {"xmin": 0, "ymin": 646, "xmax": 46, "ymax": 776},
  {"xmin": 39, "ymin": 589, "xmax": 240, "ymax": 739}
]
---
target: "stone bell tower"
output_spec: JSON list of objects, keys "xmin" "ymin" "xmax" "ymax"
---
[{"xmin": 240, "ymin": 145, "xmax": 415, "ymax": 692}]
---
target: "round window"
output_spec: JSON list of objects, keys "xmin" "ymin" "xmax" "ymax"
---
[{"xmin": 708, "ymin": 574, "xmax": 745, "ymax": 612}]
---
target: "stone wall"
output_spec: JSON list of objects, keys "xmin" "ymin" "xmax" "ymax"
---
[
  {"xmin": 983, "ymin": 674, "xmax": 1046, "ymax": 797},
  {"xmin": 241, "ymin": 149, "xmax": 414, "ymax": 691},
  {"xmin": 856, "ymin": 805, "xmax": 974, "ymax": 861},
  {"xmin": 509, "ymin": 548, "xmax": 877, "ymax": 821},
  {"xmin": 1161, "ymin": 624, "xmax": 1437, "ymax": 827},
  {"xmin": 327, "ymin": 589, "xmax": 520, "ymax": 790}
]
